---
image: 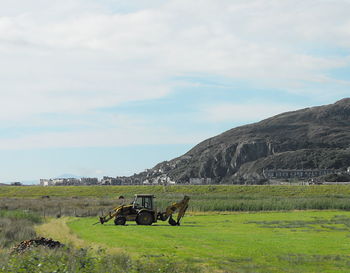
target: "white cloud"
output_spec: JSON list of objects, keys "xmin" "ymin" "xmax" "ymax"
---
[
  {"xmin": 0, "ymin": 0, "xmax": 349, "ymax": 149},
  {"xmin": 1, "ymin": 1, "xmax": 349, "ymax": 95},
  {"xmin": 0, "ymin": 124, "xmax": 207, "ymax": 150}
]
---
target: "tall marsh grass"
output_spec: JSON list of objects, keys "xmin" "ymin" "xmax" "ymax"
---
[
  {"xmin": 2, "ymin": 185, "xmax": 350, "ymax": 217},
  {"xmin": 155, "ymin": 194, "xmax": 350, "ymax": 212},
  {"xmin": 0, "ymin": 210, "xmax": 42, "ymax": 223},
  {"xmin": 0, "ymin": 210, "xmax": 42, "ymax": 248}
]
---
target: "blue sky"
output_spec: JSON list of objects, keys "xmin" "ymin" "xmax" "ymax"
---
[{"xmin": 0, "ymin": 0, "xmax": 349, "ymax": 182}]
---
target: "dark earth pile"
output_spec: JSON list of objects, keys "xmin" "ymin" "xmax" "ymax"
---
[{"xmin": 11, "ymin": 237, "xmax": 63, "ymax": 253}]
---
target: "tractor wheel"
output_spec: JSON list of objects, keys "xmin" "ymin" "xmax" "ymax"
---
[
  {"xmin": 136, "ymin": 212, "xmax": 153, "ymax": 225},
  {"xmin": 114, "ymin": 217, "xmax": 126, "ymax": 225},
  {"xmin": 159, "ymin": 212, "xmax": 168, "ymax": 221}
]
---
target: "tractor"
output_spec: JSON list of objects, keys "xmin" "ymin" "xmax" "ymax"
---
[{"xmin": 98, "ymin": 194, "xmax": 190, "ymax": 226}]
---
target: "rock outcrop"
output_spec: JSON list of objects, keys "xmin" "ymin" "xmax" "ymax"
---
[{"xmin": 143, "ymin": 98, "xmax": 350, "ymax": 184}]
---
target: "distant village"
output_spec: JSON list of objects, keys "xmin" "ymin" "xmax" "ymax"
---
[
  {"xmin": 39, "ymin": 175, "xmax": 212, "ymax": 186},
  {"xmin": 35, "ymin": 167, "xmax": 350, "ymax": 186},
  {"xmin": 39, "ymin": 175, "xmax": 168, "ymax": 186},
  {"xmin": 2, "ymin": 167, "xmax": 348, "ymax": 186}
]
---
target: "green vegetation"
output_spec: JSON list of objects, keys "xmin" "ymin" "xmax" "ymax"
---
[
  {"xmin": 2, "ymin": 185, "xmax": 350, "ymax": 216},
  {"xmin": 3, "ymin": 185, "xmax": 350, "ymax": 198},
  {"xmin": 0, "ymin": 210, "xmax": 200, "ymax": 273},
  {"xmin": 67, "ymin": 211, "xmax": 350, "ymax": 272},
  {"xmin": 2, "ymin": 206, "xmax": 350, "ymax": 272},
  {"xmin": 0, "ymin": 210, "xmax": 41, "ymax": 248},
  {"xmin": 0, "ymin": 210, "xmax": 41, "ymax": 224},
  {"xmin": 0, "ymin": 247, "xmax": 201, "ymax": 273},
  {"xmin": 2, "ymin": 186, "xmax": 350, "ymax": 272}
]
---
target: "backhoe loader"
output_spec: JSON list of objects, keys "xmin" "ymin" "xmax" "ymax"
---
[{"xmin": 98, "ymin": 194, "xmax": 190, "ymax": 226}]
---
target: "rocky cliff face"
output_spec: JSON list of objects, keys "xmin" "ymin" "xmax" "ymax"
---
[{"xmin": 145, "ymin": 98, "xmax": 350, "ymax": 184}]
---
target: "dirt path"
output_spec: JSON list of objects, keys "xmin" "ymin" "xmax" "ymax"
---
[
  {"xmin": 35, "ymin": 217, "xmax": 86, "ymax": 248},
  {"xmin": 35, "ymin": 217, "xmax": 123, "ymax": 253},
  {"xmin": 35, "ymin": 217, "xmax": 124, "ymax": 254}
]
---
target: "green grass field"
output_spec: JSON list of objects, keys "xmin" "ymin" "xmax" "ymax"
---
[
  {"xmin": 2, "ymin": 185, "xmax": 350, "ymax": 214},
  {"xmin": 2, "ymin": 185, "xmax": 350, "ymax": 198},
  {"xmin": 66, "ymin": 211, "xmax": 350, "ymax": 273},
  {"xmin": 2, "ymin": 185, "xmax": 350, "ymax": 272}
]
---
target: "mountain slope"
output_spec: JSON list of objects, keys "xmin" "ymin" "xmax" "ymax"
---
[{"xmin": 146, "ymin": 98, "xmax": 350, "ymax": 184}]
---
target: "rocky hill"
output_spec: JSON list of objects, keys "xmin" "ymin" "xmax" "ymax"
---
[{"xmin": 144, "ymin": 98, "xmax": 350, "ymax": 184}]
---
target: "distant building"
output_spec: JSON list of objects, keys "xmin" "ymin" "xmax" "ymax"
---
[
  {"xmin": 40, "ymin": 178, "xmax": 81, "ymax": 186},
  {"xmin": 40, "ymin": 179, "xmax": 52, "ymax": 186},
  {"xmin": 60, "ymin": 178, "xmax": 81, "ymax": 185},
  {"xmin": 151, "ymin": 175, "xmax": 176, "ymax": 185},
  {"xmin": 101, "ymin": 176, "xmax": 121, "ymax": 185},
  {"xmin": 263, "ymin": 169, "xmax": 336, "ymax": 179},
  {"xmin": 142, "ymin": 179, "xmax": 151, "ymax": 185},
  {"xmin": 81, "ymin": 177, "xmax": 98, "ymax": 185},
  {"xmin": 189, "ymin": 178, "xmax": 212, "ymax": 185},
  {"xmin": 53, "ymin": 178, "xmax": 65, "ymax": 185}
]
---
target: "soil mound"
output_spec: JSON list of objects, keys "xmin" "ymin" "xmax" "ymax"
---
[{"xmin": 12, "ymin": 237, "xmax": 64, "ymax": 253}]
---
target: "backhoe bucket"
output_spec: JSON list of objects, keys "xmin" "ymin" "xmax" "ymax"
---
[{"xmin": 168, "ymin": 216, "xmax": 178, "ymax": 226}]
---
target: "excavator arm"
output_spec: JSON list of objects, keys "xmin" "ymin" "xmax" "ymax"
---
[
  {"xmin": 158, "ymin": 195, "xmax": 190, "ymax": 226},
  {"xmin": 99, "ymin": 205, "xmax": 125, "ymax": 224}
]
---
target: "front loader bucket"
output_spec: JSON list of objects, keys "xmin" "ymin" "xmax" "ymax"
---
[{"xmin": 99, "ymin": 217, "xmax": 106, "ymax": 224}]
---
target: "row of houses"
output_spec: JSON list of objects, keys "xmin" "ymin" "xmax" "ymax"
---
[
  {"xmin": 39, "ymin": 175, "xmax": 212, "ymax": 186},
  {"xmin": 39, "ymin": 177, "xmax": 136, "ymax": 186},
  {"xmin": 189, "ymin": 178, "xmax": 212, "ymax": 185},
  {"xmin": 40, "ymin": 177, "xmax": 98, "ymax": 186},
  {"xmin": 39, "ymin": 175, "xmax": 177, "ymax": 186},
  {"xmin": 40, "ymin": 167, "xmax": 350, "ymax": 186},
  {"xmin": 262, "ymin": 168, "xmax": 346, "ymax": 179}
]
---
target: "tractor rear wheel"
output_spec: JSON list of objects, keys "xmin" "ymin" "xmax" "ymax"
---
[
  {"xmin": 136, "ymin": 211, "xmax": 153, "ymax": 225},
  {"xmin": 158, "ymin": 212, "xmax": 168, "ymax": 221},
  {"xmin": 114, "ymin": 216, "xmax": 126, "ymax": 225}
]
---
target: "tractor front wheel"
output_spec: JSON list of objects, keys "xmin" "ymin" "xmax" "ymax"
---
[
  {"xmin": 136, "ymin": 212, "xmax": 153, "ymax": 225},
  {"xmin": 114, "ymin": 216, "xmax": 126, "ymax": 225}
]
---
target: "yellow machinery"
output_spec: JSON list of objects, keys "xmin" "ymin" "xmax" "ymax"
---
[{"xmin": 99, "ymin": 194, "xmax": 190, "ymax": 226}]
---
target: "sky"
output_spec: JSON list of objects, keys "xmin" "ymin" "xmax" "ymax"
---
[{"xmin": 0, "ymin": 0, "xmax": 350, "ymax": 183}]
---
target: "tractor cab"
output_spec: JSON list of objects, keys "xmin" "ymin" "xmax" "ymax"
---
[{"xmin": 132, "ymin": 194, "xmax": 154, "ymax": 210}]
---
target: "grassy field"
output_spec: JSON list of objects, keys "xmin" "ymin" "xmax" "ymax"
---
[
  {"xmin": 0, "ymin": 210, "xmax": 198, "ymax": 273},
  {"xmin": 2, "ymin": 185, "xmax": 350, "ymax": 272},
  {"xmin": 63, "ymin": 211, "xmax": 350, "ymax": 273},
  {"xmin": 2, "ymin": 185, "xmax": 350, "ymax": 216},
  {"xmin": 3, "ymin": 185, "xmax": 350, "ymax": 198}
]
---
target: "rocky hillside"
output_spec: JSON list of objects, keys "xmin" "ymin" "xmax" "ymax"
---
[{"xmin": 145, "ymin": 98, "xmax": 350, "ymax": 184}]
